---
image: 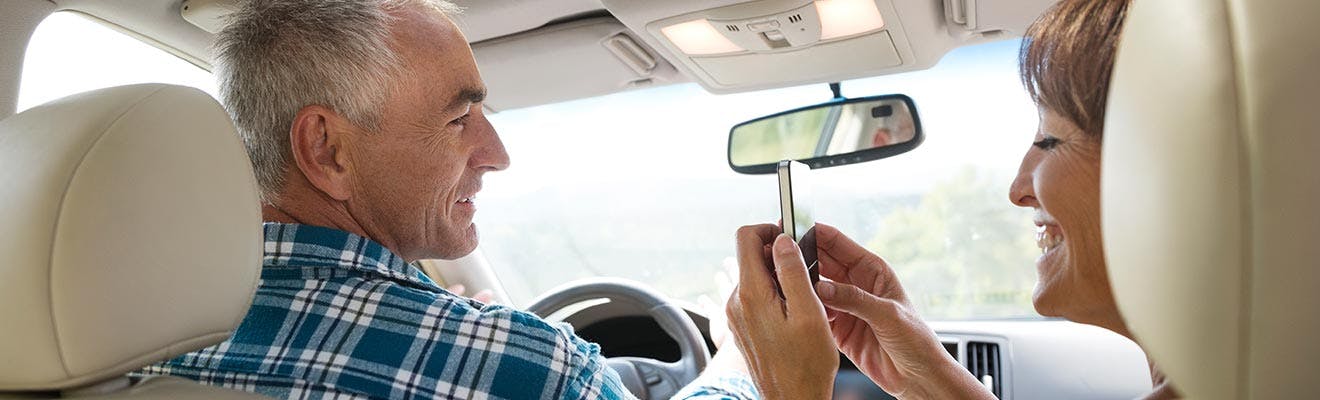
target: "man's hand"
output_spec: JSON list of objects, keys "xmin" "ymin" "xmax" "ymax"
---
[
  {"xmin": 726, "ymin": 224, "xmax": 838, "ymax": 400},
  {"xmin": 813, "ymin": 224, "xmax": 994, "ymax": 400},
  {"xmin": 447, "ymin": 284, "xmax": 495, "ymax": 304}
]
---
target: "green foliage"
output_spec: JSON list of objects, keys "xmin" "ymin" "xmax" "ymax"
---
[
  {"xmin": 866, "ymin": 167, "xmax": 1040, "ymax": 319},
  {"xmin": 728, "ymin": 107, "xmax": 829, "ymax": 166}
]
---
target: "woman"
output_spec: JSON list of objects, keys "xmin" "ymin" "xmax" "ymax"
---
[{"xmin": 724, "ymin": 0, "xmax": 1180, "ymax": 399}]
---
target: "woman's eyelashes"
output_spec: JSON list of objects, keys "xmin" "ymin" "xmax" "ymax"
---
[{"xmin": 1032, "ymin": 136, "xmax": 1061, "ymax": 150}]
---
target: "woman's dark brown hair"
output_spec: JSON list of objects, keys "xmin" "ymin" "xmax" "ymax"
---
[{"xmin": 1020, "ymin": 0, "xmax": 1132, "ymax": 138}]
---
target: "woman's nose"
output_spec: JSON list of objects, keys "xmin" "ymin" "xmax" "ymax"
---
[{"xmin": 1010, "ymin": 152, "xmax": 1039, "ymax": 208}]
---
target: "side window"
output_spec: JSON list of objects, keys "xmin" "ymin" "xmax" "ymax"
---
[{"xmin": 17, "ymin": 12, "xmax": 218, "ymax": 112}]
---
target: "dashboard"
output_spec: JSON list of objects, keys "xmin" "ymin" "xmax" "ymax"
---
[{"xmin": 562, "ymin": 301, "xmax": 1153, "ymax": 400}]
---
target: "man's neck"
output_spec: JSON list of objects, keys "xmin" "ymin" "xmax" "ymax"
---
[
  {"xmin": 262, "ymin": 202, "xmax": 365, "ymax": 237},
  {"xmin": 262, "ymin": 183, "xmax": 390, "ymax": 255}
]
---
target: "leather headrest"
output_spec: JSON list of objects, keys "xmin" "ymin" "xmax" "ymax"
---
[
  {"xmin": 0, "ymin": 84, "xmax": 262, "ymax": 391},
  {"xmin": 1103, "ymin": 0, "xmax": 1320, "ymax": 398}
]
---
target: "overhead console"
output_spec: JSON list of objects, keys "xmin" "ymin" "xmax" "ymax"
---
[
  {"xmin": 647, "ymin": 0, "xmax": 907, "ymax": 93},
  {"xmin": 602, "ymin": 0, "xmax": 1060, "ymax": 94}
]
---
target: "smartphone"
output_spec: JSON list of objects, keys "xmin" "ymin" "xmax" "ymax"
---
[{"xmin": 778, "ymin": 160, "xmax": 820, "ymax": 287}]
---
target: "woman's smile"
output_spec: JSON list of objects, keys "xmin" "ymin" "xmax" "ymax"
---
[{"xmin": 1034, "ymin": 211, "xmax": 1065, "ymax": 261}]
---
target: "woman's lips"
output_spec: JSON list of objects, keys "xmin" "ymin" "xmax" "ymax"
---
[{"xmin": 1035, "ymin": 223, "xmax": 1064, "ymax": 254}]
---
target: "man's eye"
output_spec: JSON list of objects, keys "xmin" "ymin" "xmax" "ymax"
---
[
  {"xmin": 1032, "ymin": 137, "xmax": 1060, "ymax": 150},
  {"xmin": 449, "ymin": 114, "xmax": 470, "ymax": 127}
]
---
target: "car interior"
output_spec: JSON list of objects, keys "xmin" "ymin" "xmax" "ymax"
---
[{"xmin": 0, "ymin": 0, "xmax": 1317, "ymax": 399}]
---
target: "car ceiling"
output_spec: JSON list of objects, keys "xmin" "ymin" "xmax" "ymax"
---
[
  {"xmin": 48, "ymin": 0, "xmax": 607, "ymax": 64},
  {"xmin": 45, "ymin": 0, "xmax": 1057, "ymax": 111}
]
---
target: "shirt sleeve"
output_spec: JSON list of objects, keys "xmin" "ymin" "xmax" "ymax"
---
[
  {"xmin": 670, "ymin": 370, "xmax": 761, "ymax": 400},
  {"xmin": 447, "ymin": 301, "xmax": 755, "ymax": 400},
  {"xmin": 468, "ymin": 305, "xmax": 636, "ymax": 400}
]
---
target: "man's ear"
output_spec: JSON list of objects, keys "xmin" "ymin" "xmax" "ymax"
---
[{"xmin": 288, "ymin": 105, "xmax": 355, "ymax": 201}]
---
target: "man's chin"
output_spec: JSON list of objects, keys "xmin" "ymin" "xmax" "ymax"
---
[
  {"xmin": 406, "ymin": 223, "xmax": 478, "ymax": 261},
  {"xmin": 438, "ymin": 223, "xmax": 480, "ymax": 260}
]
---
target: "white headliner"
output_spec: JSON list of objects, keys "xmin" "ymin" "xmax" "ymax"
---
[
  {"xmin": 49, "ymin": 0, "xmax": 608, "ymax": 68},
  {"xmin": 30, "ymin": 0, "xmax": 1056, "ymax": 110}
]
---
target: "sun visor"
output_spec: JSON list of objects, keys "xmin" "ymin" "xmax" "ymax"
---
[
  {"xmin": 624, "ymin": 0, "xmax": 913, "ymax": 94},
  {"xmin": 472, "ymin": 18, "xmax": 684, "ymax": 112}
]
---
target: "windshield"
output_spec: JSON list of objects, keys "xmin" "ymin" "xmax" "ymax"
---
[{"xmin": 479, "ymin": 39, "xmax": 1041, "ymax": 320}]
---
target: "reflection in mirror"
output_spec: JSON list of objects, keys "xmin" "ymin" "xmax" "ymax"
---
[{"xmin": 728, "ymin": 95, "xmax": 921, "ymax": 174}]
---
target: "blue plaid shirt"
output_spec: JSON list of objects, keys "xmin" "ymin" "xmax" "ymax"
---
[{"xmin": 140, "ymin": 223, "xmax": 757, "ymax": 400}]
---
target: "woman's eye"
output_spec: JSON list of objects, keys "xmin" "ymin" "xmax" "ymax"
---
[{"xmin": 1032, "ymin": 137, "xmax": 1060, "ymax": 150}]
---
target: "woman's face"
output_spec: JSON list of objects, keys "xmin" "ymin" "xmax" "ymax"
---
[{"xmin": 1009, "ymin": 108, "xmax": 1125, "ymax": 334}]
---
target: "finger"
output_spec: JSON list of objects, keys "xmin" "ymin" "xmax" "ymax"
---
[
  {"xmin": 815, "ymin": 224, "xmax": 881, "ymax": 279},
  {"xmin": 762, "ymin": 244, "xmax": 782, "ymax": 298},
  {"xmin": 815, "ymin": 280, "xmax": 911, "ymax": 340},
  {"xmin": 817, "ymin": 249, "xmax": 880, "ymax": 293},
  {"xmin": 447, "ymin": 284, "xmax": 467, "ymax": 296},
  {"xmin": 735, "ymin": 224, "xmax": 782, "ymax": 301},
  {"xmin": 472, "ymin": 289, "xmax": 495, "ymax": 304},
  {"xmin": 815, "ymin": 224, "xmax": 908, "ymax": 301},
  {"xmin": 771, "ymin": 234, "xmax": 827, "ymax": 318}
]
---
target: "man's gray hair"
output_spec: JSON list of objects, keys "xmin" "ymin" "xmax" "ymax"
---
[{"xmin": 214, "ymin": 0, "xmax": 458, "ymax": 202}]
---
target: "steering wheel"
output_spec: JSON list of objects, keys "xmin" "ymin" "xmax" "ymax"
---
[{"xmin": 526, "ymin": 279, "xmax": 711, "ymax": 400}]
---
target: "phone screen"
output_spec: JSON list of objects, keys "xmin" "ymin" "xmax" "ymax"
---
[{"xmin": 778, "ymin": 161, "xmax": 820, "ymax": 287}]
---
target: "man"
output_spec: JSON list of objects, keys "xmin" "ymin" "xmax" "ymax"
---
[{"xmin": 140, "ymin": 0, "xmax": 759, "ymax": 399}]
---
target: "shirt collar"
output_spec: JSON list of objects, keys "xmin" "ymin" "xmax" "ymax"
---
[{"xmin": 262, "ymin": 222, "xmax": 438, "ymax": 289}]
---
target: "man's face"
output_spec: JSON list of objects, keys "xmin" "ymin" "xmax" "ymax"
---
[{"xmin": 344, "ymin": 7, "xmax": 508, "ymax": 261}]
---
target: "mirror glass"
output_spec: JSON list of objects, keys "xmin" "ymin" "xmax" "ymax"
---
[{"xmin": 728, "ymin": 95, "xmax": 922, "ymax": 174}]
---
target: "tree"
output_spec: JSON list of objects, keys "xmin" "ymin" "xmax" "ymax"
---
[{"xmin": 866, "ymin": 167, "xmax": 1040, "ymax": 319}]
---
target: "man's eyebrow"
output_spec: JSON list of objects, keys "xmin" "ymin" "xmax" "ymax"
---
[{"xmin": 445, "ymin": 88, "xmax": 487, "ymax": 111}]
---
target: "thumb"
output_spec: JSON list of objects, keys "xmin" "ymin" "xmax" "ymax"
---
[
  {"xmin": 815, "ymin": 281, "xmax": 912, "ymax": 340},
  {"xmin": 772, "ymin": 234, "xmax": 825, "ymax": 317}
]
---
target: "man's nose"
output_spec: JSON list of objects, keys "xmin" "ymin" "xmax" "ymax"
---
[{"xmin": 471, "ymin": 117, "xmax": 510, "ymax": 172}]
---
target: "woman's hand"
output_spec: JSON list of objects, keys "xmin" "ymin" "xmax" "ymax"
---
[
  {"xmin": 727, "ymin": 224, "xmax": 839, "ymax": 400},
  {"xmin": 812, "ymin": 223, "xmax": 995, "ymax": 400}
]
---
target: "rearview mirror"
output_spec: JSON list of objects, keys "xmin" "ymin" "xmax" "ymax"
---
[{"xmin": 727, "ymin": 94, "xmax": 923, "ymax": 174}]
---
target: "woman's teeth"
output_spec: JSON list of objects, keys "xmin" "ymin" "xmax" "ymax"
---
[{"xmin": 1036, "ymin": 225, "xmax": 1064, "ymax": 254}]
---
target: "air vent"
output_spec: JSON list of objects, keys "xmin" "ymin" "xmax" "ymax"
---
[
  {"xmin": 965, "ymin": 342, "xmax": 1003, "ymax": 398},
  {"xmin": 726, "ymin": 24, "xmax": 741, "ymax": 32},
  {"xmin": 788, "ymin": 14, "xmax": 803, "ymax": 24}
]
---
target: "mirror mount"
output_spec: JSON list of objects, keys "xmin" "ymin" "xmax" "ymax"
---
[{"xmin": 829, "ymin": 82, "xmax": 844, "ymax": 100}]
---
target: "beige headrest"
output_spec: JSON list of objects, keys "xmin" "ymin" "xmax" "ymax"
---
[
  {"xmin": 0, "ymin": 84, "xmax": 262, "ymax": 391},
  {"xmin": 1103, "ymin": 0, "xmax": 1320, "ymax": 399}
]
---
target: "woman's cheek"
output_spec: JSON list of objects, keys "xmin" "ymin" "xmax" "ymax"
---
[{"xmin": 1033, "ymin": 146, "xmax": 1107, "ymax": 319}]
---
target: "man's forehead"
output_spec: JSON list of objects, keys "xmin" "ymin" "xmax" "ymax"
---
[
  {"xmin": 389, "ymin": 5, "xmax": 485, "ymax": 105},
  {"xmin": 391, "ymin": 8, "xmax": 469, "ymax": 60}
]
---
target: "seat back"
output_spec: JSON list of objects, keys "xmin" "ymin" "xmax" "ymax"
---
[
  {"xmin": 1103, "ymin": 0, "xmax": 1320, "ymax": 398},
  {"xmin": 0, "ymin": 84, "xmax": 264, "ymax": 398}
]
